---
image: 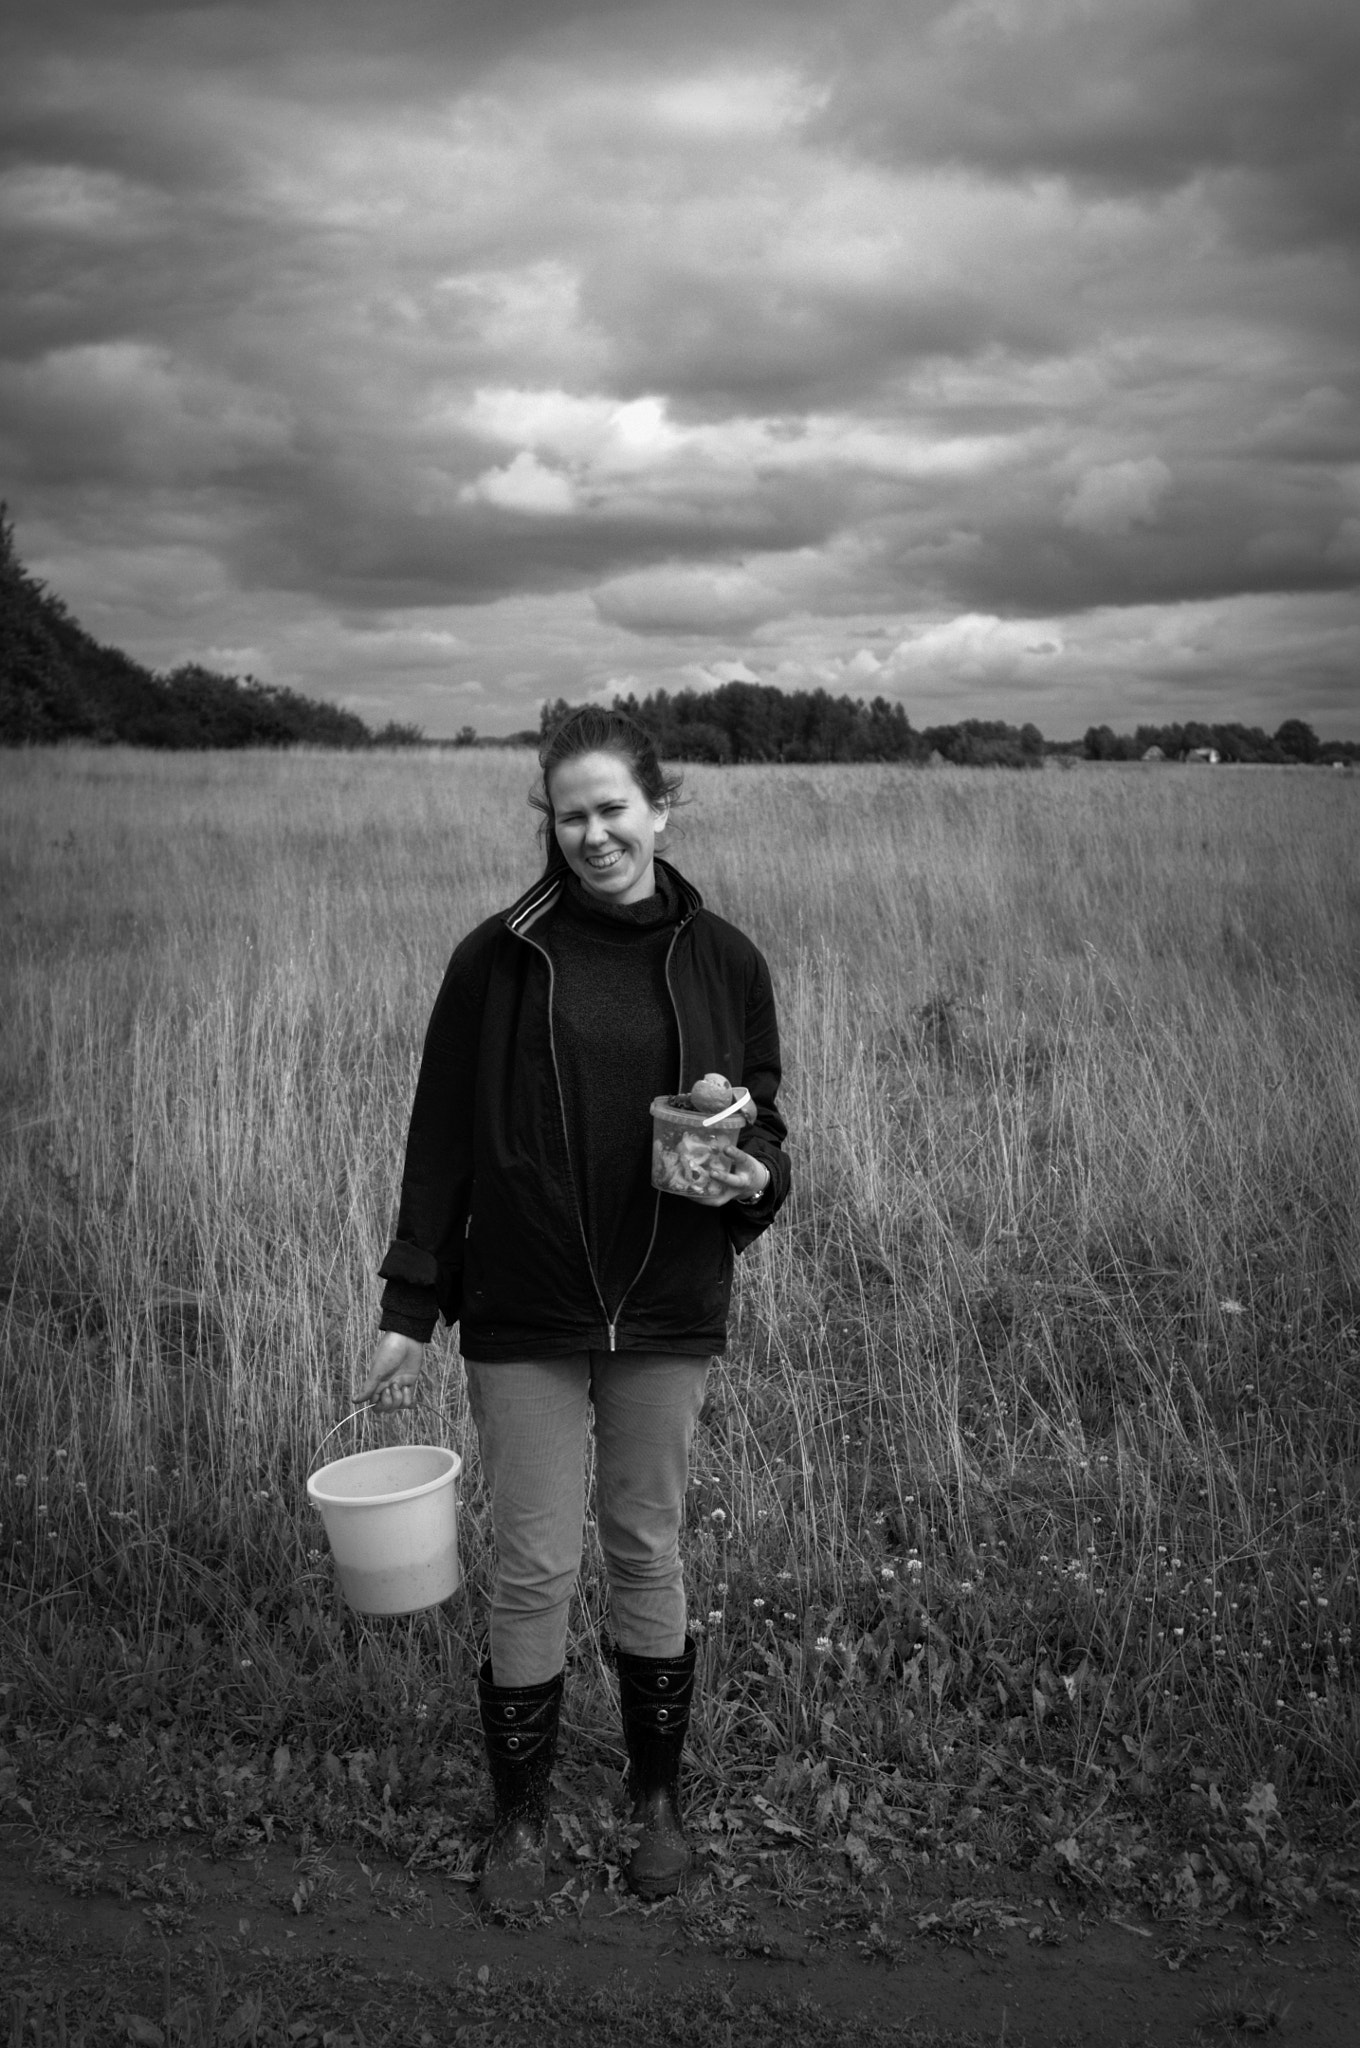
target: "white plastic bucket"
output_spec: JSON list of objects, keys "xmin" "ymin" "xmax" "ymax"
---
[{"xmin": 307, "ymin": 1442, "xmax": 462, "ymax": 1615}]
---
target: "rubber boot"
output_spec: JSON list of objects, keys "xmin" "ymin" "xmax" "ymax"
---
[
  {"xmin": 615, "ymin": 1638, "xmax": 696, "ymax": 1900},
  {"xmin": 476, "ymin": 1661, "xmax": 563, "ymax": 1907}
]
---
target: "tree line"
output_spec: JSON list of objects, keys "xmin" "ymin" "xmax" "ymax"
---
[
  {"xmin": 0, "ymin": 510, "xmax": 422, "ymax": 749},
  {"xmin": 1083, "ymin": 718, "xmax": 1356, "ymax": 765},
  {"xmin": 543, "ymin": 689, "xmax": 1358, "ymax": 767},
  {"xmin": 540, "ymin": 685, "xmax": 1049, "ymax": 766}
]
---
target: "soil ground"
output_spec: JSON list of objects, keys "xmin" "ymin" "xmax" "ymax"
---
[{"xmin": 3, "ymin": 1824, "xmax": 1357, "ymax": 2046}]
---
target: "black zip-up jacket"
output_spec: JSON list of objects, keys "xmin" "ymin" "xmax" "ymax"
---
[{"xmin": 378, "ymin": 858, "xmax": 790, "ymax": 1360}]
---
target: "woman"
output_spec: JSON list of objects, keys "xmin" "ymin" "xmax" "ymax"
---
[{"xmin": 358, "ymin": 706, "xmax": 789, "ymax": 1905}]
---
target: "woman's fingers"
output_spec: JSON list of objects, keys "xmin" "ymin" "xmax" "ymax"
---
[
  {"xmin": 370, "ymin": 1379, "xmax": 417, "ymax": 1410},
  {"xmin": 354, "ymin": 1335, "xmax": 425, "ymax": 1407},
  {"xmin": 707, "ymin": 1152, "xmax": 746, "ymax": 1182},
  {"xmin": 709, "ymin": 1154, "xmax": 767, "ymax": 1192}
]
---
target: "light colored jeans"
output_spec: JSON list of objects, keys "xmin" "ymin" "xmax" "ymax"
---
[{"xmin": 464, "ymin": 1352, "xmax": 710, "ymax": 1688}]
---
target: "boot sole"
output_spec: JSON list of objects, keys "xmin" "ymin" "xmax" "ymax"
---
[
  {"xmin": 625, "ymin": 1858, "xmax": 689, "ymax": 1900},
  {"xmin": 476, "ymin": 1870, "xmax": 548, "ymax": 1908}
]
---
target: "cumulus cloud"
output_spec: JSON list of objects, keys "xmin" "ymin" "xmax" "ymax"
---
[
  {"xmin": 1061, "ymin": 458, "xmax": 1172, "ymax": 537},
  {"xmin": 593, "ymin": 564, "xmax": 785, "ymax": 635},
  {"xmin": 883, "ymin": 614, "xmax": 1066, "ymax": 685},
  {"xmin": 460, "ymin": 451, "xmax": 578, "ymax": 514}
]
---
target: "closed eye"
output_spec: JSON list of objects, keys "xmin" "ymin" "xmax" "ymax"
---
[{"xmin": 559, "ymin": 803, "xmax": 625, "ymax": 825}]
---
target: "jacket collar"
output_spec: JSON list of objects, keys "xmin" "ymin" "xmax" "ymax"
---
[{"xmin": 503, "ymin": 855, "xmax": 702, "ymax": 938}]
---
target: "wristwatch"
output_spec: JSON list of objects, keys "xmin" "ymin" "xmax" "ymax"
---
[{"xmin": 737, "ymin": 1168, "xmax": 770, "ymax": 1207}]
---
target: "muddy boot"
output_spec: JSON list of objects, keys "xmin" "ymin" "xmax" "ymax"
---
[
  {"xmin": 476, "ymin": 1661, "xmax": 563, "ymax": 1907},
  {"xmin": 616, "ymin": 1638, "xmax": 696, "ymax": 1900}
]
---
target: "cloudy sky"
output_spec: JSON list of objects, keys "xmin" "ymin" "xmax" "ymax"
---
[{"xmin": 3, "ymin": 0, "xmax": 1358, "ymax": 739}]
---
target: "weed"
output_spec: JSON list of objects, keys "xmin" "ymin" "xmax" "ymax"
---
[
  {"xmin": 1195, "ymin": 1982, "xmax": 1290, "ymax": 2036},
  {"xmin": 286, "ymin": 1852, "xmax": 345, "ymax": 1916},
  {"xmin": 357, "ymin": 1858, "xmax": 430, "ymax": 1920},
  {"xmin": 32, "ymin": 1835, "xmax": 102, "ymax": 1897}
]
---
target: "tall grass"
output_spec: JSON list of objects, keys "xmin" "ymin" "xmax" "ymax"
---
[{"xmin": 2, "ymin": 746, "xmax": 1357, "ymax": 1866}]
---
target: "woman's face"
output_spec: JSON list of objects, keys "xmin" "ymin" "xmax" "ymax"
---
[{"xmin": 548, "ymin": 749, "xmax": 668, "ymax": 905}]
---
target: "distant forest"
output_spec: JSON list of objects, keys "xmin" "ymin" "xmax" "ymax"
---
[
  {"xmin": 0, "ymin": 511, "xmax": 419, "ymax": 749},
  {"xmin": 3, "ymin": 510, "xmax": 1354, "ymax": 761},
  {"xmin": 1080, "ymin": 717, "xmax": 1356, "ymax": 766},
  {"xmin": 542, "ymin": 690, "xmax": 1357, "ymax": 768},
  {"xmin": 542, "ymin": 687, "xmax": 1054, "ymax": 766}
]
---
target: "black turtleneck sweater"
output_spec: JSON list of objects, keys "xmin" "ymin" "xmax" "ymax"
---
[{"xmin": 539, "ymin": 872, "xmax": 681, "ymax": 1317}]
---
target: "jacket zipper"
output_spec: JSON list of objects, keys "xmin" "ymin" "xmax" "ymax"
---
[
  {"xmin": 600, "ymin": 920, "xmax": 689, "ymax": 1347},
  {"xmin": 512, "ymin": 894, "xmax": 694, "ymax": 1353},
  {"xmin": 518, "ymin": 924, "xmax": 617, "ymax": 1344}
]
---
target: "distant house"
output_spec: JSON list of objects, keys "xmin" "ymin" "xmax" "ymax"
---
[
  {"xmin": 1186, "ymin": 746, "xmax": 1220, "ymax": 764},
  {"xmin": 1142, "ymin": 745, "xmax": 1165, "ymax": 761}
]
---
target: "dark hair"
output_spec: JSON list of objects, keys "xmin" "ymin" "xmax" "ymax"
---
[{"xmin": 530, "ymin": 705, "xmax": 684, "ymax": 873}]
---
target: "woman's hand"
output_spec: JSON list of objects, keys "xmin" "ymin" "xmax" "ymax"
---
[
  {"xmin": 706, "ymin": 1149, "xmax": 772, "ymax": 1206},
  {"xmin": 355, "ymin": 1332, "xmax": 427, "ymax": 1412}
]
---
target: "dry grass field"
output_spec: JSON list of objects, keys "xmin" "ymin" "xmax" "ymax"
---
[{"xmin": 2, "ymin": 744, "xmax": 1358, "ymax": 1926}]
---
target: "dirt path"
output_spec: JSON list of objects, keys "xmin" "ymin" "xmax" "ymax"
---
[{"xmin": 3, "ymin": 1825, "xmax": 1357, "ymax": 2045}]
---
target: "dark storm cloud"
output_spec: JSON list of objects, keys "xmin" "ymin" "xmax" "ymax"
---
[{"xmin": 816, "ymin": 1, "xmax": 1360, "ymax": 233}]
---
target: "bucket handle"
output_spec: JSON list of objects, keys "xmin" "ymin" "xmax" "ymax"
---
[
  {"xmin": 308, "ymin": 1395, "xmax": 444, "ymax": 1478},
  {"xmin": 308, "ymin": 1403, "xmax": 376, "ymax": 1477}
]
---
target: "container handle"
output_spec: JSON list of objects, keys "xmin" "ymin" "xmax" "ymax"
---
[
  {"xmin": 701, "ymin": 1086, "xmax": 752, "ymax": 1127},
  {"xmin": 308, "ymin": 1403, "xmax": 375, "ymax": 1477}
]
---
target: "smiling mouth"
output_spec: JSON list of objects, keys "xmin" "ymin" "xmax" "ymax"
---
[{"xmin": 586, "ymin": 849, "xmax": 623, "ymax": 870}]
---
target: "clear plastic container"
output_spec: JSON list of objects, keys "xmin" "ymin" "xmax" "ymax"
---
[{"xmin": 650, "ymin": 1094, "xmax": 746, "ymax": 1205}]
